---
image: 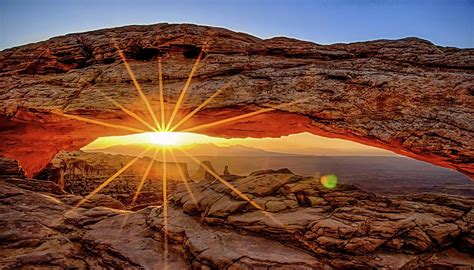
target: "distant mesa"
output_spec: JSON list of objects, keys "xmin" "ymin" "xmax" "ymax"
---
[{"xmin": 84, "ymin": 143, "xmax": 294, "ymax": 158}]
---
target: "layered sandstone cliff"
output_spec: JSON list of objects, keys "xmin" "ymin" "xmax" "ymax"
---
[{"xmin": 0, "ymin": 23, "xmax": 472, "ymax": 177}]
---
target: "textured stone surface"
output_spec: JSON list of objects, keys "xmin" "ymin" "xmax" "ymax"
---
[
  {"xmin": 0, "ymin": 157, "xmax": 473, "ymax": 269},
  {"xmin": 0, "ymin": 23, "xmax": 472, "ymax": 177},
  {"xmin": 37, "ymin": 150, "xmax": 189, "ymax": 208},
  {"xmin": 0, "ymin": 157, "xmax": 25, "ymax": 179},
  {"xmin": 172, "ymin": 169, "xmax": 474, "ymax": 261}
]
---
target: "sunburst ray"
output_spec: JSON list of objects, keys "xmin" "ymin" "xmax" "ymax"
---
[
  {"xmin": 177, "ymin": 148, "xmax": 263, "ymax": 210},
  {"xmin": 165, "ymin": 48, "xmax": 204, "ymax": 131},
  {"xmin": 114, "ymin": 44, "xmax": 162, "ymax": 130},
  {"xmin": 96, "ymin": 90, "xmax": 158, "ymax": 132},
  {"xmin": 130, "ymin": 147, "xmax": 161, "ymax": 208},
  {"xmin": 75, "ymin": 146, "xmax": 152, "ymax": 208},
  {"xmin": 168, "ymin": 150, "xmax": 199, "ymax": 207},
  {"xmin": 158, "ymin": 57, "xmax": 166, "ymax": 129},
  {"xmin": 51, "ymin": 110, "xmax": 147, "ymax": 133},
  {"xmin": 181, "ymin": 99, "xmax": 304, "ymax": 133},
  {"xmin": 169, "ymin": 79, "xmax": 233, "ymax": 132},
  {"xmin": 161, "ymin": 148, "xmax": 169, "ymax": 269}
]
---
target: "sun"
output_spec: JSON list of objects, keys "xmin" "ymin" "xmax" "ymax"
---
[
  {"xmin": 83, "ymin": 131, "xmax": 227, "ymax": 150},
  {"xmin": 150, "ymin": 132, "xmax": 180, "ymax": 146}
]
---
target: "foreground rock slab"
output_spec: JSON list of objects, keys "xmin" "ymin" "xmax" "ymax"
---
[
  {"xmin": 0, "ymin": 158, "xmax": 473, "ymax": 269},
  {"xmin": 171, "ymin": 169, "xmax": 474, "ymax": 268}
]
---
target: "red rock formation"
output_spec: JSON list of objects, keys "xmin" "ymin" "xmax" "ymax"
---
[
  {"xmin": 1, "ymin": 161, "xmax": 473, "ymax": 269},
  {"xmin": 0, "ymin": 23, "xmax": 472, "ymax": 177}
]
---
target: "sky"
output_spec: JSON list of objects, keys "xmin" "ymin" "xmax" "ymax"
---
[
  {"xmin": 83, "ymin": 132, "xmax": 396, "ymax": 156},
  {"xmin": 1, "ymin": 0, "xmax": 473, "ymax": 50}
]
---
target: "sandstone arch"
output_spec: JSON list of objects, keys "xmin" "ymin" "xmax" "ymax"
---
[{"xmin": 0, "ymin": 23, "xmax": 472, "ymax": 177}]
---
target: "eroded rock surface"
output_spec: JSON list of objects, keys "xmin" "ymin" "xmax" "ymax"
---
[
  {"xmin": 1, "ymin": 157, "xmax": 472, "ymax": 269},
  {"xmin": 0, "ymin": 23, "xmax": 472, "ymax": 177},
  {"xmin": 170, "ymin": 168, "xmax": 474, "ymax": 268},
  {"xmin": 37, "ymin": 150, "xmax": 189, "ymax": 208}
]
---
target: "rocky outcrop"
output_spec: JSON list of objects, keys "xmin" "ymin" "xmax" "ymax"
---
[
  {"xmin": 0, "ymin": 23, "xmax": 472, "ymax": 177},
  {"xmin": 223, "ymin": 165, "xmax": 231, "ymax": 176},
  {"xmin": 37, "ymin": 150, "xmax": 190, "ymax": 208},
  {"xmin": 1, "ymin": 156, "xmax": 472, "ymax": 269},
  {"xmin": 171, "ymin": 168, "xmax": 474, "ymax": 266},
  {"xmin": 0, "ymin": 157, "xmax": 25, "ymax": 179},
  {"xmin": 191, "ymin": 160, "xmax": 217, "ymax": 182},
  {"xmin": 0, "ymin": 156, "xmax": 125, "ymax": 209}
]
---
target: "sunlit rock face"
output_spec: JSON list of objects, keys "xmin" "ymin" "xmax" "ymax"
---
[{"xmin": 0, "ymin": 23, "xmax": 472, "ymax": 177}]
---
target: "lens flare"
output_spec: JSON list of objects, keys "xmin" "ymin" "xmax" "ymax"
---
[{"xmin": 320, "ymin": 174, "xmax": 338, "ymax": 189}]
